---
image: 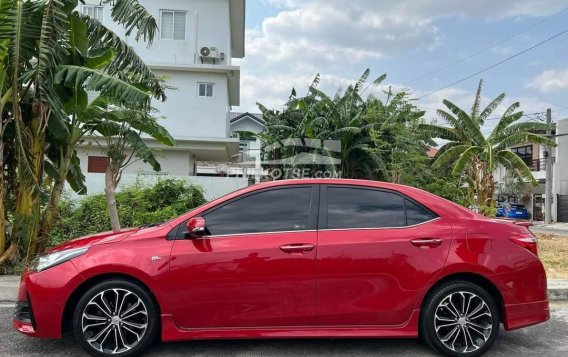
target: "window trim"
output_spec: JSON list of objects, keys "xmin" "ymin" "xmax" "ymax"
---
[
  {"xmin": 159, "ymin": 9, "xmax": 187, "ymax": 41},
  {"xmin": 81, "ymin": 4, "xmax": 104, "ymax": 21},
  {"xmin": 319, "ymin": 184, "xmax": 439, "ymax": 231},
  {"xmin": 170, "ymin": 185, "xmax": 319, "ymax": 239},
  {"xmin": 511, "ymin": 144, "xmax": 533, "ymax": 166},
  {"xmin": 87, "ymin": 156, "xmax": 110, "ymax": 174},
  {"xmin": 197, "ymin": 82, "xmax": 214, "ymax": 98}
]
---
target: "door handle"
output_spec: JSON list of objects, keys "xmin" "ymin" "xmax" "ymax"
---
[
  {"xmin": 410, "ymin": 238, "xmax": 443, "ymax": 248},
  {"xmin": 280, "ymin": 243, "xmax": 315, "ymax": 254}
]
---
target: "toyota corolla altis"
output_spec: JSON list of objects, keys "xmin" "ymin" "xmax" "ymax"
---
[{"xmin": 13, "ymin": 179, "xmax": 549, "ymax": 357}]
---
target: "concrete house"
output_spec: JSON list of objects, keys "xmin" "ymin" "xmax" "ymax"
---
[
  {"xmin": 495, "ymin": 118, "xmax": 568, "ymax": 222},
  {"xmin": 553, "ymin": 118, "xmax": 568, "ymax": 222},
  {"xmin": 197, "ymin": 112, "xmax": 266, "ymax": 183},
  {"xmin": 76, "ymin": 0, "xmax": 248, "ymax": 199}
]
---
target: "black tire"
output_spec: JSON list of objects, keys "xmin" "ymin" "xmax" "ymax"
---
[
  {"xmin": 420, "ymin": 280, "xmax": 500, "ymax": 357},
  {"xmin": 72, "ymin": 279, "xmax": 159, "ymax": 357}
]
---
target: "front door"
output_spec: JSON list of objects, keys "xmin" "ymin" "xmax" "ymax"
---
[
  {"xmin": 170, "ymin": 185, "xmax": 319, "ymax": 328},
  {"xmin": 316, "ymin": 185, "xmax": 452, "ymax": 326}
]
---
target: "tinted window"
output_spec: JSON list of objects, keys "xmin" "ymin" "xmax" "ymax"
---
[
  {"xmin": 203, "ymin": 187, "xmax": 312, "ymax": 236},
  {"xmin": 405, "ymin": 199, "xmax": 437, "ymax": 226},
  {"xmin": 327, "ymin": 187, "xmax": 405, "ymax": 229}
]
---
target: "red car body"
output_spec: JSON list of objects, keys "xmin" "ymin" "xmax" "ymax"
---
[{"xmin": 14, "ymin": 179, "xmax": 549, "ymax": 343}]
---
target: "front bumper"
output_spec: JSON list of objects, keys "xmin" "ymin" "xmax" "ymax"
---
[{"xmin": 13, "ymin": 261, "xmax": 84, "ymax": 339}]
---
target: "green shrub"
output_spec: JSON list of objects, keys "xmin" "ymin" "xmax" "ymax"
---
[{"xmin": 49, "ymin": 179, "xmax": 206, "ymax": 247}]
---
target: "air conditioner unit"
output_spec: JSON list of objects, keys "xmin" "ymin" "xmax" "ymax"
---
[{"xmin": 200, "ymin": 46, "xmax": 221, "ymax": 59}]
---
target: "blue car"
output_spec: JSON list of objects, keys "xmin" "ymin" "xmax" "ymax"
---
[
  {"xmin": 496, "ymin": 203, "xmax": 506, "ymax": 217},
  {"xmin": 497, "ymin": 203, "xmax": 530, "ymax": 219}
]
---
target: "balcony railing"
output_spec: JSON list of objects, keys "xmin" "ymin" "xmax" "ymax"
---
[{"xmin": 527, "ymin": 158, "xmax": 555, "ymax": 172}]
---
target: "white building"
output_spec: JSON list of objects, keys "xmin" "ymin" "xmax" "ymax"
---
[
  {"xmin": 76, "ymin": 0, "xmax": 248, "ymax": 199},
  {"xmin": 553, "ymin": 118, "xmax": 568, "ymax": 222},
  {"xmin": 196, "ymin": 112, "xmax": 266, "ymax": 183},
  {"xmin": 494, "ymin": 118, "xmax": 568, "ymax": 222}
]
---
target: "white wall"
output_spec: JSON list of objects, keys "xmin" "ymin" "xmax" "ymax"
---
[
  {"xmin": 553, "ymin": 118, "xmax": 568, "ymax": 221},
  {"xmin": 76, "ymin": 145, "xmax": 196, "ymax": 176},
  {"xmin": 74, "ymin": 173, "xmax": 247, "ymax": 201},
  {"xmin": 154, "ymin": 70, "xmax": 229, "ymax": 138},
  {"xmin": 82, "ymin": 0, "xmax": 232, "ymax": 66}
]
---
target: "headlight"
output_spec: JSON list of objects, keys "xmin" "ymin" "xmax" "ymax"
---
[{"xmin": 30, "ymin": 247, "xmax": 89, "ymax": 272}]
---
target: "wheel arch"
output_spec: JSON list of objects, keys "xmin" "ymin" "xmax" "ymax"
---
[
  {"xmin": 420, "ymin": 272, "xmax": 505, "ymax": 323},
  {"xmin": 61, "ymin": 273, "xmax": 162, "ymax": 336}
]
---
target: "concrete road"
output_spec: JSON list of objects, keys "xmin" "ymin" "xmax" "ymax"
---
[{"xmin": 1, "ymin": 304, "xmax": 567, "ymax": 357}]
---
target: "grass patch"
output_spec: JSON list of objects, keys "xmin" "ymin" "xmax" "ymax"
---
[{"xmin": 536, "ymin": 233, "xmax": 568, "ymax": 279}]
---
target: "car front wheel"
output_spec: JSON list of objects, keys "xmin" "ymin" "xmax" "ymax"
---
[
  {"xmin": 420, "ymin": 280, "xmax": 500, "ymax": 357},
  {"xmin": 73, "ymin": 279, "xmax": 159, "ymax": 357}
]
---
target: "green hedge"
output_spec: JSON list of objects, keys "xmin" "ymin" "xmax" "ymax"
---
[{"xmin": 49, "ymin": 179, "xmax": 206, "ymax": 247}]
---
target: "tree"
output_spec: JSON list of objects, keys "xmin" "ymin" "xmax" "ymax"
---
[
  {"xmin": 258, "ymin": 70, "xmax": 432, "ymax": 182},
  {"xmin": 364, "ymin": 88, "xmax": 432, "ymax": 184},
  {"xmin": 91, "ymin": 105, "xmax": 174, "ymax": 231},
  {"xmin": 420, "ymin": 79, "xmax": 556, "ymax": 215},
  {"xmin": 0, "ymin": 0, "xmax": 165, "ymax": 262}
]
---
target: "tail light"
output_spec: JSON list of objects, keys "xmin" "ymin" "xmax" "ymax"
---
[{"xmin": 509, "ymin": 234, "xmax": 538, "ymax": 256}]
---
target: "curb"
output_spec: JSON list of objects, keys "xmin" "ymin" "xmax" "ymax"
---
[
  {"xmin": 1, "ymin": 276, "xmax": 567, "ymax": 303},
  {"xmin": 0, "ymin": 276, "xmax": 20, "ymax": 303},
  {"xmin": 548, "ymin": 280, "xmax": 568, "ymax": 301}
]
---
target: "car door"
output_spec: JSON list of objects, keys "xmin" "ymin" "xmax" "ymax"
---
[
  {"xmin": 169, "ymin": 185, "xmax": 319, "ymax": 329},
  {"xmin": 316, "ymin": 185, "xmax": 452, "ymax": 326}
]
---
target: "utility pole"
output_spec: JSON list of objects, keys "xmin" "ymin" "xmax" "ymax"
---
[{"xmin": 545, "ymin": 108, "xmax": 553, "ymax": 224}]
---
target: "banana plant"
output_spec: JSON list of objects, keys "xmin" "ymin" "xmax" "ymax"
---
[
  {"xmin": 0, "ymin": 0, "xmax": 166, "ymax": 261},
  {"xmin": 89, "ymin": 105, "xmax": 174, "ymax": 232},
  {"xmin": 420, "ymin": 79, "xmax": 556, "ymax": 215}
]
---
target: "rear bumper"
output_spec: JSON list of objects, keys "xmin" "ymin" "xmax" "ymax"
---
[{"xmin": 503, "ymin": 300, "xmax": 550, "ymax": 331}]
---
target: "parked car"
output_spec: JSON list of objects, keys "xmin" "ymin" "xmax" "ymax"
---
[
  {"xmin": 495, "ymin": 203, "xmax": 530, "ymax": 220},
  {"xmin": 496, "ymin": 202, "xmax": 506, "ymax": 217},
  {"xmin": 14, "ymin": 179, "xmax": 549, "ymax": 357},
  {"xmin": 507, "ymin": 204, "xmax": 530, "ymax": 220}
]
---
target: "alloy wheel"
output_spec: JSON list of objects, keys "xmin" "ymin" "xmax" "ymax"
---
[
  {"xmin": 434, "ymin": 291, "xmax": 493, "ymax": 354},
  {"xmin": 81, "ymin": 288, "xmax": 149, "ymax": 354}
]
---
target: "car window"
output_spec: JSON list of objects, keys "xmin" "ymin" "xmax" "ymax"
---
[
  {"xmin": 326, "ymin": 187, "xmax": 405, "ymax": 229},
  {"xmin": 203, "ymin": 187, "xmax": 313, "ymax": 236},
  {"xmin": 405, "ymin": 199, "xmax": 437, "ymax": 226}
]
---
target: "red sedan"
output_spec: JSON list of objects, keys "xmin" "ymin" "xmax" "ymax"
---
[{"xmin": 13, "ymin": 179, "xmax": 549, "ymax": 357}]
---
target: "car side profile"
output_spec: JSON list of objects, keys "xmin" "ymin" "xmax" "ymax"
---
[{"xmin": 13, "ymin": 179, "xmax": 549, "ymax": 357}]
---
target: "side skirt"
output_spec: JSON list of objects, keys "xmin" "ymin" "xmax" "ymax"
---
[{"xmin": 160, "ymin": 310, "xmax": 420, "ymax": 342}]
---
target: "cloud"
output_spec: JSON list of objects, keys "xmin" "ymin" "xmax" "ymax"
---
[
  {"xmin": 236, "ymin": 0, "xmax": 567, "ymax": 112},
  {"xmin": 527, "ymin": 69, "xmax": 568, "ymax": 93}
]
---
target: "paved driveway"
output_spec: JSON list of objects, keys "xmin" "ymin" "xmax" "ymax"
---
[{"xmin": 1, "ymin": 304, "xmax": 567, "ymax": 356}]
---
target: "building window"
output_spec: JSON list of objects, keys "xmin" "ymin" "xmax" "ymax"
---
[
  {"xmin": 511, "ymin": 145, "xmax": 533, "ymax": 167},
  {"xmin": 81, "ymin": 5, "xmax": 104, "ymax": 21},
  {"xmin": 198, "ymin": 83, "xmax": 214, "ymax": 97},
  {"xmin": 88, "ymin": 156, "xmax": 110, "ymax": 174},
  {"xmin": 160, "ymin": 10, "xmax": 186, "ymax": 40}
]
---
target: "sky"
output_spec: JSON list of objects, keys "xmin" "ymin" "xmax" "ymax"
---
[{"xmin": 233, "ymin": 0, "xmax": 568, "ymax": 131}]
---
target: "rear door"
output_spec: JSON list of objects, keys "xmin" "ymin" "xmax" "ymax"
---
[
  {"xmin": 316, "ymin": 185, "xmax": 453, "ymax": 326},
  {"xmin": 169, "ymin": 185, "xmax": 319, "ymax": 328}
]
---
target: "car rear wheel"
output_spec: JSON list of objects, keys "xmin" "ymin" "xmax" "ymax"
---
[
  {"xmin": 73, "ymin": 279, "xmax": 159, "ymax": 357},
  {"xmin": 420, "ymin": 280, "xmax": 500, "ymax": 357}
]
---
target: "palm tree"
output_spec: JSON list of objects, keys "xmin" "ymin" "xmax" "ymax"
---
[
  {"xmin": 420, "ymin": 80, "xmax": 556, "ymax": 214},
  {"xmin": 0, "ymin": 0, "xmax": 165, "ymax": 261}
]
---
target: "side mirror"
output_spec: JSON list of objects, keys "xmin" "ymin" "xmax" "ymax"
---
[{"xmin": 186, "ymin": 217, "xmax": 206, "ymax": 238}]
